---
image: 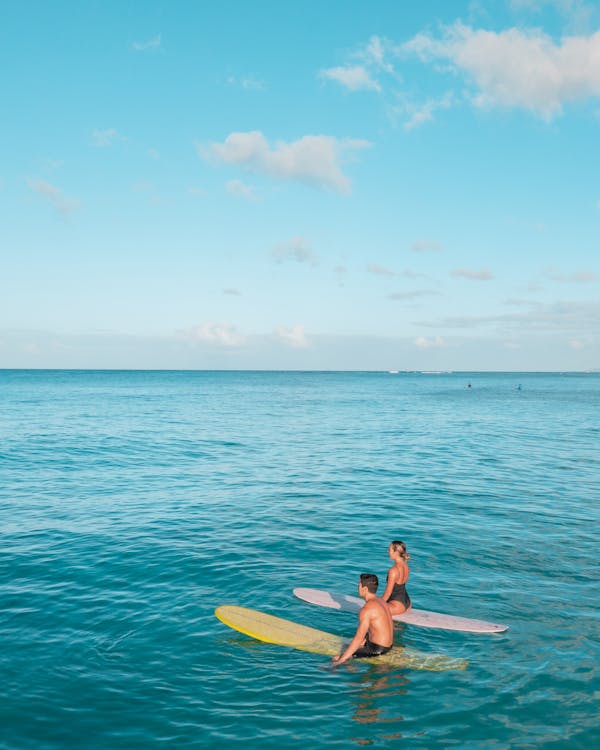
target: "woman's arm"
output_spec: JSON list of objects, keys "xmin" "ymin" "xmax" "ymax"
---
[{"xmin": 381, "ymin": 566, "xmax": 398, "ymax": 603}]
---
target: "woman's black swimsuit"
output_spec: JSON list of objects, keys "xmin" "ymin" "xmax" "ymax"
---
[
  {"xmin": 387, "ymin": 576, "xmax": 411, "ymax": 609},
  {"xmin": 353, "ymin": 635, "xmax": 392, "ymax": 659}
]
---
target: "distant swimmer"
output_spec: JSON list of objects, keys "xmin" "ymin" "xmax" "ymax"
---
[
  {"xmin": 467, "ymin": 383, "xmax": 472, "ymax": 388},
  {"xmin": 332, "ymin": 574, "xmax": 393, "ymax": 664},
  {"xmin": 382, "ymin": 540, "xmax": 411, "ymax": 615}
]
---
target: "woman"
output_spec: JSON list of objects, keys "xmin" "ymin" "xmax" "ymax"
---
[{"xmin": 382, "ymin": 540, "xmax": 411, "ymax": 614}]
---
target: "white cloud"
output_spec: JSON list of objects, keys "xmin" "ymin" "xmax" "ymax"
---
[
  {"xmin": 403, "ymin": 23, "xmax": 600, "ymax": 118},
  {"xmin": 568, "ymin": 338, "xmax": 586, "ymax": 349},
  {"xmin": 92, "ymin": 128, "xmax": 120, "ymax": 147},
  {"xmin": 415, "ymin": 336, "xmax": 446, "ymax": 349},
  {"xmin": 275, "ymin": 324, "xmax": 310, "ymax": 349},
  {"xmin": 189, "ymin": 322, "xmax": 243, "ymax": 347},
  {"xmin": 132, "ymin": 35, "xmax": 161, "ymax": 51},
  {"xmin": 226, "ymin": 179, "xmax": 258, "ymax": 201},
  {"xmin": 201, "ymin": 131, "xmax": 370, "ymax": 194},
  {"xmin": 273, "ymin": 237, "xmax": 317, "ymax": 265},
  {"xmin": 451, "ymin": 267, "xmax": 495, "ymax": 280},
  {"xmin": 320, "ymin": 65, "xmax": 381, "ymax": 92},
  {"xmin": 28, "ymin": 180, "xmax": 79, "ymax": 215},
  {"xmin": 411, "ymin": 239, "xmax": 443, "ymax": 252}
]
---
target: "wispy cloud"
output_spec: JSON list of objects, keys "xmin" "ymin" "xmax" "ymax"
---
[
  {"xmin": 41, "ymin": 158, "xmax": 64, "ymax": 171},
  {"xmin": 402, "ymin": 23, "xmax": 600, "ymax": 119},
  {"xmin": 320, "ymin": 35, "xmax": 394, "ymax": 92},
  {"xmin": 368, "ymin": 264, "xmax": 430, "ymax": 280},
  {"xmin": 273, "ymin": 237, "xmax": 317, "ymax": 265},
  {"xmin": 543, "ymin": 268, "xmax": 599, "ymax": 282},
  {"xmin": 132, "ymin": 34, "xmax": 161, "ymax": 52},
  {"xmin": 415, "ymin": 300, "xmax": 600, "ymax": 332},
  {"xmin": 28, "ymin": 180, "xmax": 80, "ymax": 216},
  {"xmin": 275, "ymin": 324, "xmax": 310, "ymax": 348},
  {"xmin": 223, "ymin": 288, "xmax": 241, "ymax": 296},
  {"xmin": 402, "ymin": 92, "xmax": 455, "ymax": 130},
  {"xmin": 226, "ymin": 179, "xmax": 259, "ymax": 201},
  {"xmin": 91, "ymin": 128, "xmax": 121, "ymax": 147},
  {"xmin": 201, "ymin": 131, "xmax": 370, "ymax": 194},
  {"xmin": 388, "ymin": 290, "xmax": 440, "ymax": 300},
  {"xmin": 509, "ymin": 0, "xmax": 596, "ymax": 32},
  {"xmin": 411, "ymin": 239, "xmax": 443, "ymax": 253},
  {"xmin": 227, "ymin": 74, "xmax": 265, "ymax": 91},
  {"xmin": 451, "ymin": 268, "xmax": 495, "ymax": 280},
  {"xmin": 368, "ymin": 263, "xmax": 397, "ymax": 277}
]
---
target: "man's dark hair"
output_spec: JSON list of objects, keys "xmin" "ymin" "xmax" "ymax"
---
[{"xmin": 360, "ymin": 573, "xmax": 378, "ymax": 594}]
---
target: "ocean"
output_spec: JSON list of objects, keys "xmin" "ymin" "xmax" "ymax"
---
[{"xmin": 1, "ymin": 370, "xmax": 598, "ymax": 749}]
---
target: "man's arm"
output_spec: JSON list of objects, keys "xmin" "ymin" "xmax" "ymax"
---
[{"xmin": 332, "ymin": 608, "xmax": 370, "ymax": 665}]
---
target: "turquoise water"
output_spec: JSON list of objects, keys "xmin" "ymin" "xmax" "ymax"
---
[{"xmin": 1, "ymin": 370, "xmax": 598, "ymax": 749}]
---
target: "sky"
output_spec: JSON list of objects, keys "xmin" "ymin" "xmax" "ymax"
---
[{"xmin": 1, "ymin": 0, "xmax": 599, "ymax": 370}]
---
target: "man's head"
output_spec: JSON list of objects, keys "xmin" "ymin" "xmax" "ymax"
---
[{"xmin": 359, "ymin": 573, "xmax": 379, "ymax": 596}]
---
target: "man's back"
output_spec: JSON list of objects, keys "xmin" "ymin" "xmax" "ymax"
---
[{"xmin": 362, "ymin": 596, "xmax": 393, "ymax": 647}]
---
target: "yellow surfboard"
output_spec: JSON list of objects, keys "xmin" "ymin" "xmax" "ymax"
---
[{"xmin": 215, "ymin": 605, "xmax": 468, "ymax": 671}]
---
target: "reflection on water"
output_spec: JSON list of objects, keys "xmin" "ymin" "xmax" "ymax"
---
[{"xmin": 350, "ymin": 664, "xmax": 409, "ymax": 746}]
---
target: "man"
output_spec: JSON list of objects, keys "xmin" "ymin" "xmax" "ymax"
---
[{"xmin": 332, "ymin": 573, "xmax": 394, "ymax": 664}]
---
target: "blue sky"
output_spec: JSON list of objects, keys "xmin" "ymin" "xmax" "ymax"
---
[{"xmin": 1, "ymin": 0, "xmax": 599, "ymax": 370}]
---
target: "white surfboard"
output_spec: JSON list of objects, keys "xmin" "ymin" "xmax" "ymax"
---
[{"xmin": 293, "ymin": 588, "xmax": 508, "ymax": 634}]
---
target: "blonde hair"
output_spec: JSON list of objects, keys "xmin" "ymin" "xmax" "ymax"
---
[{"xmin": 390, "ymin": 540, "xmax": 410, "ymax": 560}]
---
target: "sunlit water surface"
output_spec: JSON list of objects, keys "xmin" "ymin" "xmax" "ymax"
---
[{"xmin": 1, "ymin": 370, "xmax": 598, "ymax": 749}]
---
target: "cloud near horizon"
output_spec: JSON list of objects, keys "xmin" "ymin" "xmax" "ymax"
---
[
  {"xmin": 415, "ymin": 300, "xmax": 600, "ymax": 333},
  {"xmin": 415, "ymin": 335, "xmax": 446, "ymax": 349},
  {"xmin": 275, "ymin": 324, "xmax": 310, "ymax": 348},
  {"xmin": 188, "ymin": 322, "xmax": 243, "ymax": 347},
  {"xmin": 201, "ymin": 131, "xmax": 370, "ymax": 193}
]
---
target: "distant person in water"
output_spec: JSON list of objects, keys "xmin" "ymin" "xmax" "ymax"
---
[
  {"xmin": 382, "ymin": 540, "xmax": 411, "ymax": 614},
  {"xmin": 332, "ymin": 574, "xmax": 393, "ymax": 664}
]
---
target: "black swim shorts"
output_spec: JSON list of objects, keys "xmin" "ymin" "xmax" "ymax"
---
[{"xmin": 352, "ymin": 637, "xmax": 393, "ymax": 659}]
